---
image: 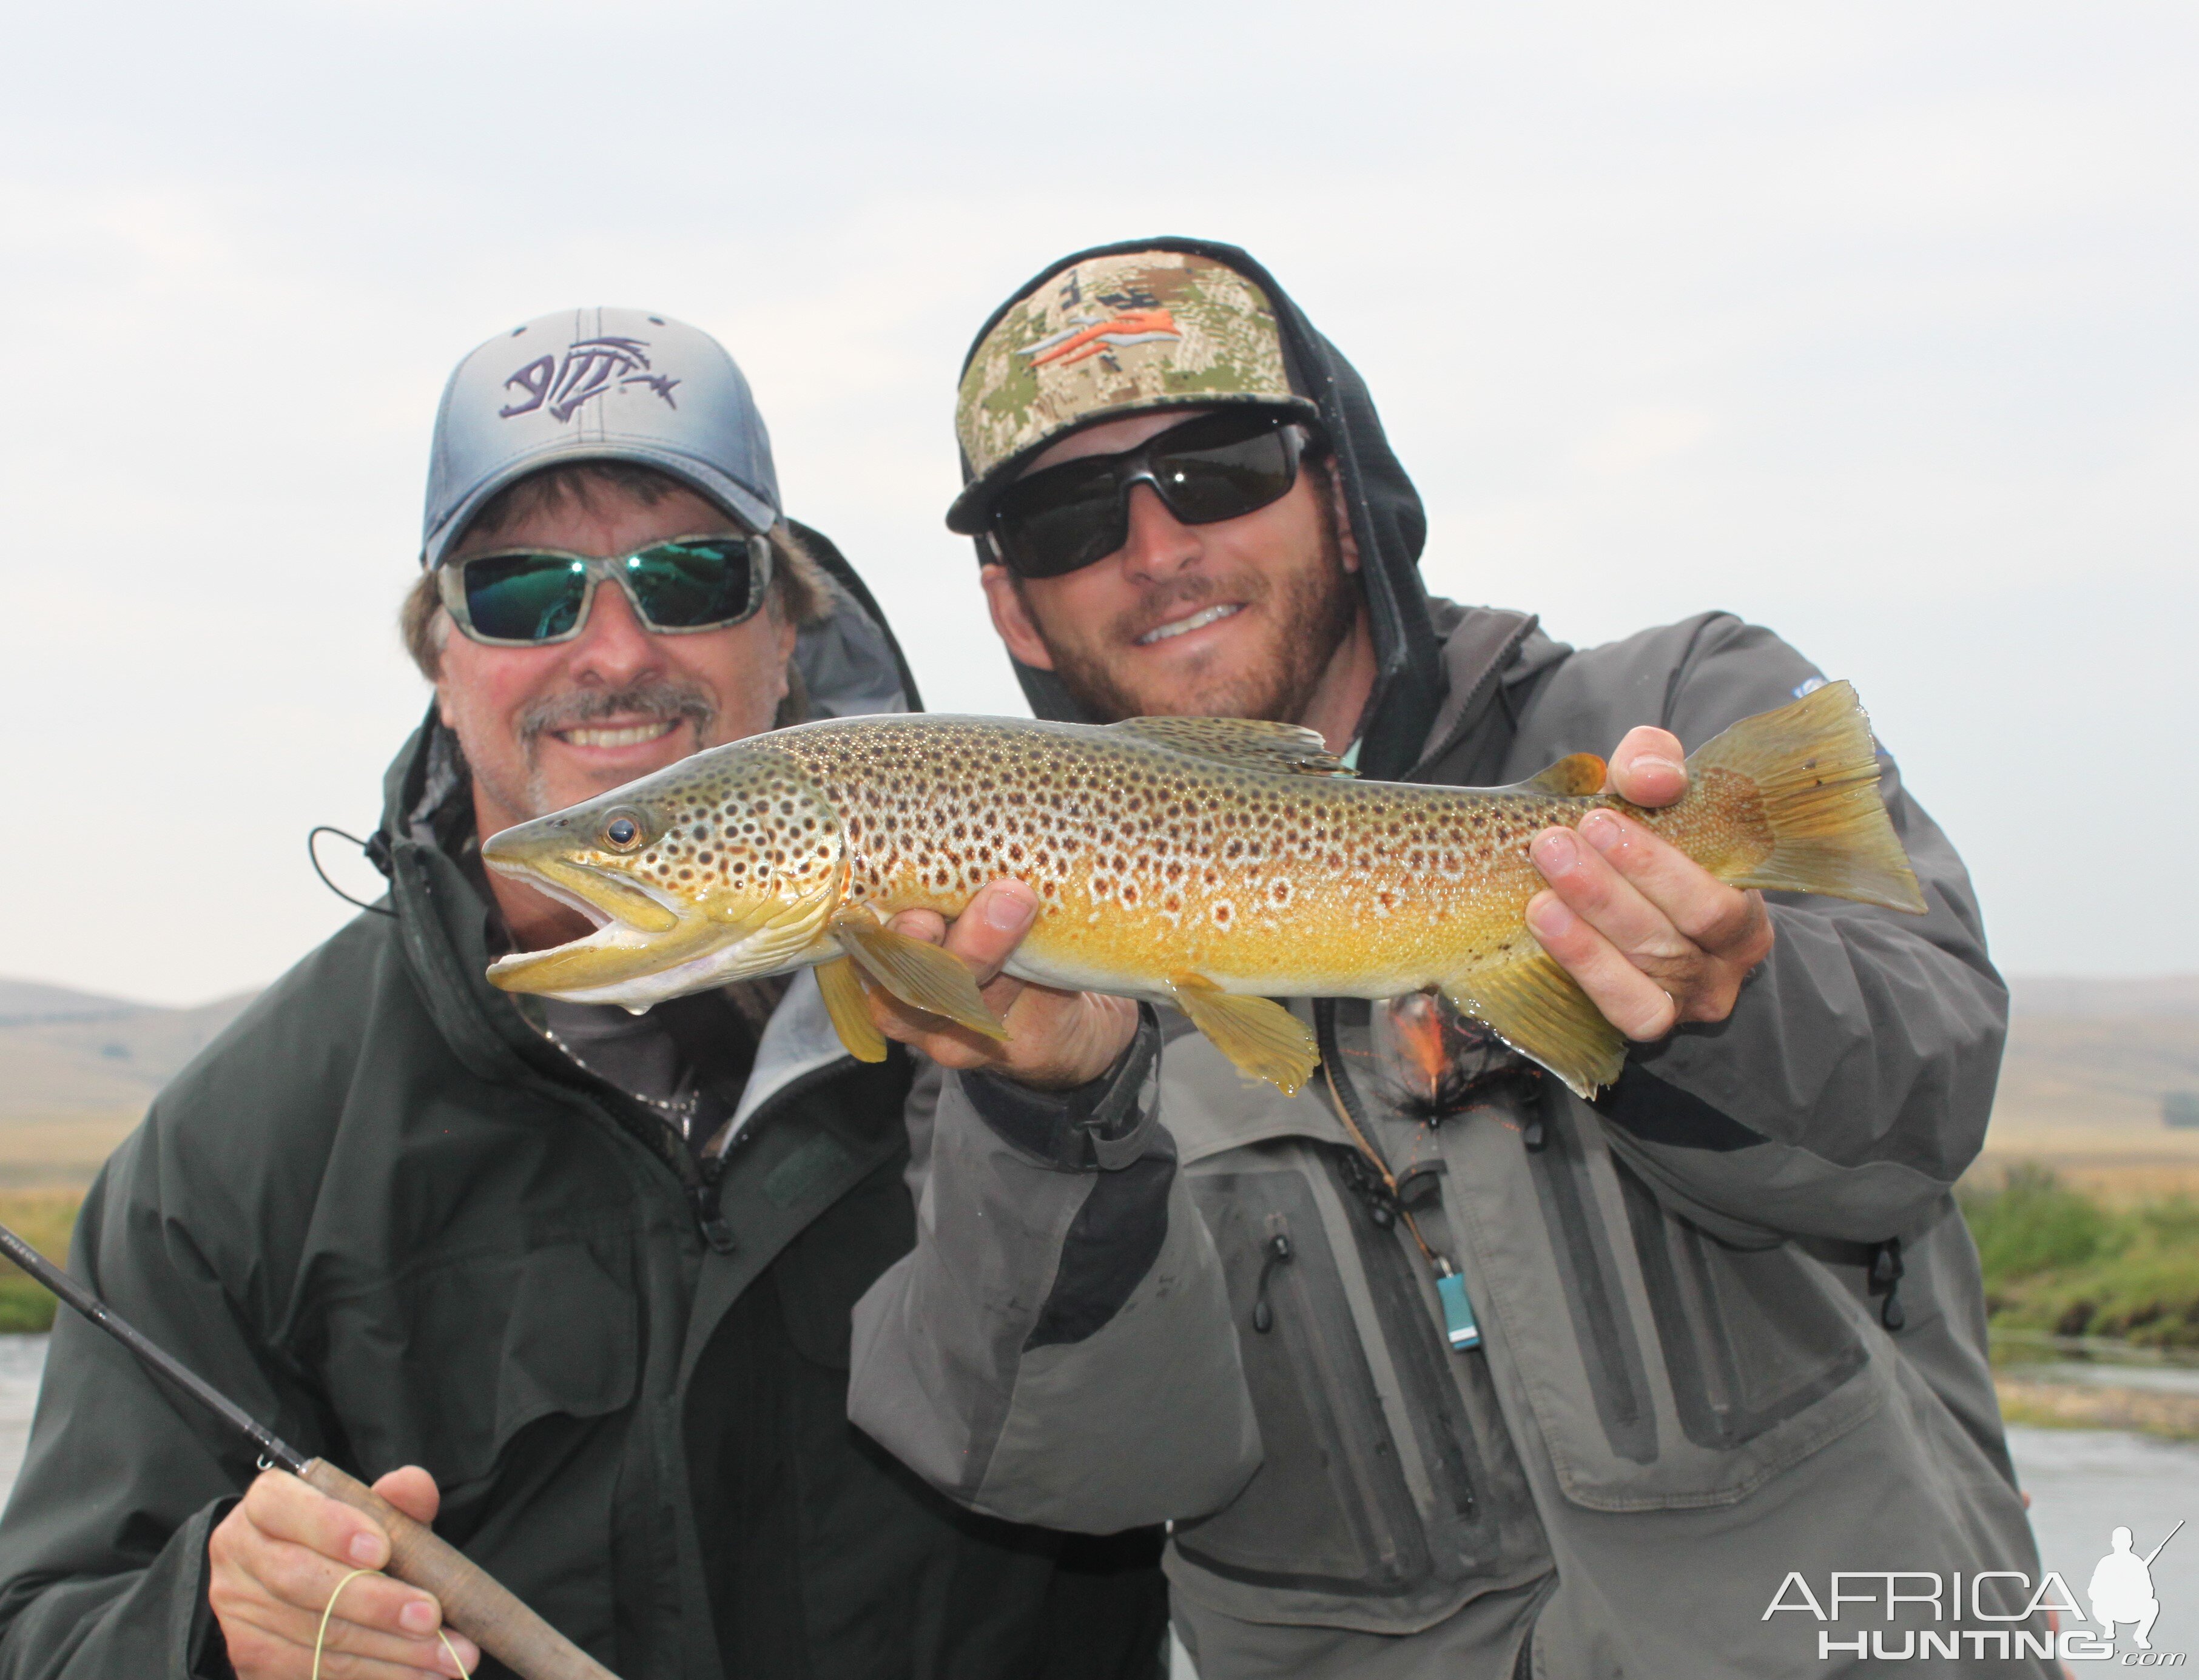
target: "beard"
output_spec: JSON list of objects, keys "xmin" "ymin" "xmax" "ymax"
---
[
  {"xmin": 482, "ymin": 677, "xmax": 721, "ymax": 820},
  {"xmin": 1034, "ymin": 512, "xmax": 1361, "ymax": 728}
]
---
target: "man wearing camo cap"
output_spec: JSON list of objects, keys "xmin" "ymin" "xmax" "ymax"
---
[{"xmin": 846, "ymin": 241, "xmax": 2053, "ymax": 1676}]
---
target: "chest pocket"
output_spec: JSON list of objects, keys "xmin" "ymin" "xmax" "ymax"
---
[
  {"xmin": 1176, "ymin": 1166, "xmax": 1429, "ymax": 1601},
  {"xmin": 1452, "ymin": 1093, "xmax": 1886, "ymax": 1511},
  {"xmin": 317, "ymin": 1232, "xmax": 639, "ymax": 1504}
]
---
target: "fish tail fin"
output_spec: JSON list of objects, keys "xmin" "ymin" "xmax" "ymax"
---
[{"xmin": 1685, "ymin": 679, "xmax": 1928, "ymax": 914}]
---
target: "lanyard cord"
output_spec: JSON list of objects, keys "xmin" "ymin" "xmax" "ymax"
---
[{"xmin": 1315, "ymin": 1001, "xmax": 1454, "ymax": 1278}]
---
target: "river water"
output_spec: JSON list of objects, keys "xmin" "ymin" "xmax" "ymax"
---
[{"xmin": 0, "ymin": 1337, "xmax": 2187, "ymax": 1662}]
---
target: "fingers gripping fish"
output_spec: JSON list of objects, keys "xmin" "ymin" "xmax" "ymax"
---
[{"xmin": 480, "ymin": 680, "xmax": 1925, "ymax": 1098}]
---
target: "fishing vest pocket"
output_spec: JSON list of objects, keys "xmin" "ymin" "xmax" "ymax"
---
[
  {"xmin": 1449, "ymin": 1092, "xmax": 1885, "ymax": 1511},
  {"xmin": 1612, "ymin": 1159, "xmax": 1870, "ymax": 1452},
  {"xmin": 1179, "ymin": 1169, "xmax": 1469, "ymax": 1627},
  {"xmin": 317, "ymin": 1231, "xmax": 641, "ymax": 1507}
]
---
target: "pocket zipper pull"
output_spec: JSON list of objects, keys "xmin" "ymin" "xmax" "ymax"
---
[
  {"xmin": 1434, "ymin": 1257, "xmax": 1481, "ymax": 1351},
  {"xmin": 1251, "ymin": 1234, "xmax": 1293, "ymax": 1333}
]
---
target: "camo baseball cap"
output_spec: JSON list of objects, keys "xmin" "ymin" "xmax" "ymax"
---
[
  {"xmin": 945, "ymin": 248, "xmax": 1316, "ymax": 534},
  {"xmin": 422, "ymin": 306, "xmax": 780, "ymax": 569}
]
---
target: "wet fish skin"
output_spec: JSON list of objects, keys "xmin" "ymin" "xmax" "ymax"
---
[{"xmin": 481, "ymin": 682, "xmax": 1924, "ymax": 1097}]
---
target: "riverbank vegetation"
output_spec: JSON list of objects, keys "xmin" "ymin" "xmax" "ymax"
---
[
  {"xmin": 0, "ymin": 1193, "xmax": 78, "ymax": 1333},
  {"xmin": 1962, "ymin": 1165, "xmax": 2199, "ymax": 1349}
]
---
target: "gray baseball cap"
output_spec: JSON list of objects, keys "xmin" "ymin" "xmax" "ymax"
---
[{"xmin": 421, "ymin": 306, "xmax": 781, "ymax": 569}]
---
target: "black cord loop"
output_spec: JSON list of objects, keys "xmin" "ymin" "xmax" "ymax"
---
[{"xmin": 307, "ymin": 827, "xmax": 397, "ymax": 918}]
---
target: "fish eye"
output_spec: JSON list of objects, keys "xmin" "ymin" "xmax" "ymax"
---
[{"xmin": 601, "ymin": 811, "xmax": 645, "ymax": 851}]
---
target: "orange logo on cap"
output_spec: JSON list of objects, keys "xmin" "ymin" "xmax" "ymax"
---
[{"xmin": 1023, "ymin": 307, "xmax": 1182, "ymax": 370}]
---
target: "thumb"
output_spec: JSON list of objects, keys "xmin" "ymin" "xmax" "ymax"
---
[
  {"xmin": 372, "ymin": 1464, "xmax": 442, "ymax": 1525},
  {"xmin": 1607, "ymin": 725, "xmax": 1688, "ymax": 808}
]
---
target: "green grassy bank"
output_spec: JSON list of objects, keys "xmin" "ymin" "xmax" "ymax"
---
[
  {"xmin": 0, "ymin": 1192, "xmax": 78, "ymax": 1334},
  {"xmin": 1962, "ymin": 1164, "xmax": 2199, "ymax": 1349}
]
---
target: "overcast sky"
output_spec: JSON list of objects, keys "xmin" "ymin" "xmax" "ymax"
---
[{"xmin": 2, "ymin": 2, "xmax": 2192, "ymax": 1005}]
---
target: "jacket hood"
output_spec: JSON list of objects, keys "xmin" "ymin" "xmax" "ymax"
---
[{"xmin": 957, "ymin": 237, "xmax": 1446, "ymax": 782}]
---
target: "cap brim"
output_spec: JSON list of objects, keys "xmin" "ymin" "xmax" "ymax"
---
[
  {"xmin": 422, "ymin": 442, "xmax": 778, "ymax": 568},
  {"xmin": 944, "ymin": 394, "xmax": 1319, "ymax": 536}
]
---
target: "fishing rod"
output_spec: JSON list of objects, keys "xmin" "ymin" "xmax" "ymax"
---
[
  {"xmin": 2143, "ymin": 1520, "xmax": 2183, "ymax": 1567},
  {"xmin": 0, "ymin": 1221, "xmax": 618, "ymax": 1680}
]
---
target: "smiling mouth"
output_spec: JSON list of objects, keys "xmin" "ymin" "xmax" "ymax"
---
[
  {"xmin": 1136, "ymin": 602, "xmax": 1242, "ymax": 646},
  {"xmin": 555, "ymin": 719, "xmax": 681, "ymax": 750}
]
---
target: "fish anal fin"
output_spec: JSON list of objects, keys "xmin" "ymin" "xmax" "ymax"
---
[
  {"xmin": 1168, "ymin": 975, "xmax": 1320, "ymax": 1095},
  {"xmin": 1444, "ymin": 953, "xmax": 1625, "ymax": 1099},
  {"xmin": 832, "ymin": 915, "xmax": 1008, "ymax": 1041},
  {"xmin": 1518, "ymin": 752, "xmax": 1607, "ymax": 797},
  {"xmin": 815, "ymin": 956, "xmax": 887, "ymax": 1063},
  {"xmin": 1111, "ymin": 717, "xmax": 1353, "ymax": 778}
]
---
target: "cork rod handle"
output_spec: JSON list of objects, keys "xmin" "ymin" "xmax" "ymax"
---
[{"xmin": 301, "ymin": 1459, "xmax": 621, "ymax": 1680}]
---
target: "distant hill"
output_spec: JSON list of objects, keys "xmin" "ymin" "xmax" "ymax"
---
[
  {"xmin": 0, "ymin": 979, "xmax": 150, "ymax": 1027},
  {"xmin": 1989, "ymin": 975, "xmax": 2199, "ymax": 1166},
  {"xmin": 0, "ymin": 983, "xmax": 258, "ymax": 1184}
]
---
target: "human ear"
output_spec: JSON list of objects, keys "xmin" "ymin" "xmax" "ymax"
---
[{"xmin": 981, "ymin": 565, "xmax": 1057, "ymax": 671}]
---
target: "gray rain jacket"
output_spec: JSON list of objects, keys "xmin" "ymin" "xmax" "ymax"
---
[{"xmin": 847, "ymin": 240, "xmax": 2053, "ymax": 1678}]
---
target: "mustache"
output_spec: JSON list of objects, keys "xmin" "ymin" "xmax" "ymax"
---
[{"xmin": 517, "ymin": 679, "xmax": 719, "ymax": 750}]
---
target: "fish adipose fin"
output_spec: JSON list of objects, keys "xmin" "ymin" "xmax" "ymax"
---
[
  {"xmin": 1168, "ymin": 975, "xmax": 1321, "ymax": 1095},
  {"xmin": 815, "ymin": 956, "xmax": 888, "ymax": 1063},
  {"xmin": 1688, "ymin": 679, "xmax": 1928, "ymax": 914},
  {"xmin": 1444, "ymin": 955, "xmax": 1626, "ymax": 1100},
  {"xmin": 832, "ymin": 916, "xmax": 1009, "ymax": 1041},
  {"xmin": 1517, "ymin": 753, "xmax": 1607, "ymax": 797},
  {"xmin": 1111, "ymin": 717, "xmax": 1355, "ymax": 778}
]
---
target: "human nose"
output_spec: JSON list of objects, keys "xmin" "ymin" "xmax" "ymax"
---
[
  {"xmin": 1116, "ymin": 482, "xmax": 1202, "ymax": 583},
  {"xmin": 565, "ymin": 572, "xmax": 662, "ymax": 684}
]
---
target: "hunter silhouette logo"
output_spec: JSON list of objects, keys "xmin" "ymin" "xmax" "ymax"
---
[
  {"xmin": 500, "ymin": 336, "xmax": 681, "ymax": 423},
  {"xmin": 1019, "ymin": 283, "xmax": 1182, "ymax": 372},
  {"xmin": 2090, "ymin": 1522, "xmax": 2180, "ymax": 1651}
]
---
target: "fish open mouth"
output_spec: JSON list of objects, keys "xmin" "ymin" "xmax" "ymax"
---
[{"xmin": 478, "ymin": 833, "xmax": 709, "ymax": 998}]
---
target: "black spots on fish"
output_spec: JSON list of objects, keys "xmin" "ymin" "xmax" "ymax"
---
[
  {"xmin": 1211, "ymin": 899, "xmax": 1236, "ymax": 929},
  {"xmin": 1268, "ymin": 878, "xmax": 1293, "ymax": 907}
]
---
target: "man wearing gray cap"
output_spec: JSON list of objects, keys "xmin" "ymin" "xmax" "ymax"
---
[{"xmin": 0, "ymin": 309, "xmax": 1169, "ymax": 1678}]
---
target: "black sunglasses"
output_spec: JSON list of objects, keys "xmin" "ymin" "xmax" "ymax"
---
[
  {"xmin": 436, "ymin": 534, "xmax": 773, "ymax": 646},
  {"xmin": 989, "ymin": 409, "xmax": 1307, "ymax": 580}
]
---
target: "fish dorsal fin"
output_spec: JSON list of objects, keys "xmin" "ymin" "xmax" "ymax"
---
[
  {"xmin": 1514, "ymin": 753, "xmax": 1607, "ymax": 798},
  {"xmin": 1110, "ymin": 717, "xmax": 1354, "ymax": 778}
]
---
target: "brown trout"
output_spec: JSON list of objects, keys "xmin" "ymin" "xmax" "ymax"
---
[{"xmin": 480, "ymin": 680, "xmax": 1924, "ymax": 1097}]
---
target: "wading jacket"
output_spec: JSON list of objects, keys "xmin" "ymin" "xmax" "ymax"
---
[
  {"xmin": 850, "ymin": 236, "xmax": 2053, "ymax": 1679},
  {"xmin": 0, "ymin": 554, "xmax": 1180, "ymax": 1680}
]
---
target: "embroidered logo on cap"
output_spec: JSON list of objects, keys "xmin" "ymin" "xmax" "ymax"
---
[{"xmin": 500, "ymin": 336, "xmax": 681, "ymax": 423}]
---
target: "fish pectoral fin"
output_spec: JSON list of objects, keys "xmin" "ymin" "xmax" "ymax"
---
[
  {"xmin": 1443, "ymin": 953, "xmax": 1626, "ymax": 1100},
  {"xmin": 832, "ymin": 915, "xmax": 1008, "ymax": 1041},
  {"xmin": 1516, "ymin": 752, "xmax": 1608, "ymax": 797},
  {"xmin": 815, "ymin": 956, "xmax": 888, "ymax": 1063},
  {"xmin": 1110, "ymin": 717, "xmax": 1353, "ymax": 778},
  {"xmin": 1168, "ymin": 975, "xmax": 1320, "ymax": 1096}
]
